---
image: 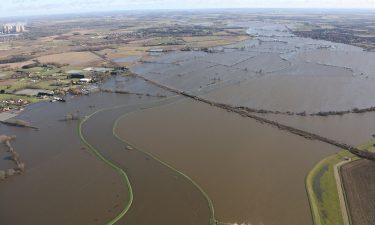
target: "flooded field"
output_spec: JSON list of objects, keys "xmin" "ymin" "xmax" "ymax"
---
[
  {"xmin": 116, "ymin": 99, "xmax": 339, "ymax": 225},
  {"xmin": 0, "ymin": 77, "xmax": 210, "ymax": 225},
  {"xmin": 2, "ymin": 18, "xmax": 375, "ymax": 225},
  {"xmin": 82, "ymin": 98, "xmax": 210, "ymax": 225},
  {"xmin": 113, "ymin": 56, "xmax": 141, "ymax": 63},
  {"xmin": 0, "ymin": 93, "xmax": 136, "ymax": 225},
  {"xmin": 132, "ymin": 22, "xmax": 375, "ymax": 113},
  {"xmin": 204, "ymin": 75, "xmax": 375, "ymax": 112},
  {"xmin": 100, "ymin": 75, "xmax": 172, "ymax": 97},
  {"xmin": 262, "ymin": 112, "xmax": 375, "ymax": 147}
]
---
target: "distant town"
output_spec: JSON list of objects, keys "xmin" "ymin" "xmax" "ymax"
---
[{"xmin": 1, "ymin": 23, "xmax": 25, "ymax": 34}]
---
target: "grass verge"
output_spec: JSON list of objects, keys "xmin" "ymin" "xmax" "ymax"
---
[
  {"xmin": 306, "ymin": 140, "xmax": 375, "ymax": 225},
  {"xmin": 0, "ymin": 93, "xmax": 41, "ymax": 103}
]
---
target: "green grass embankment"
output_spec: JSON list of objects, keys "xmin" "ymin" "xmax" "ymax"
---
[
  {"xmin": 306, "ymin": 140, "xmax": 375, "ymax": 225},
  {"xmin": 78, "ymin": 108, "xmax": 134, "ymax": 225},
  {"xmin": 77, "ymin": 96, "xmax": 216, "ymax": 225},
  {"xmin": 113, "ymin": 112, "xmax": 217, "ymax": 225}
]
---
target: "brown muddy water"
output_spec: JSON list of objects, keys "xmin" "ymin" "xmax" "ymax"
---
[
  {"xmin": 0, "ymin": 78, "xmax": 210, "ymax": 225},
  {"xmin": 2, "ymin": 20, "xmax": 375, "ymax": 225},
  {"xmin": 81, "ymin": 96, "xmax": 210, "ymax": 225},
  {"xmin": 203, "ymin": 75, "xmax": 375, "ymax": 113},
  {"xmin": 132, "ymin": 23, "xmax": 375, "ymax": 113},
  {"xmin": 0, "ymin": 93, "xmax": 136, "ymax": 225},
  {"xmin": 262, "ymin": 112, "xmax": 375, "ymax": 147},
  {"xmin": 116, "ymin": 99, "xmax": 339, "ymax": 225}
]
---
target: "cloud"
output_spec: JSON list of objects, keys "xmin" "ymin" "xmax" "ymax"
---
[{"xmin": 1, "ymin": 0, "xmax": 375, "ymax": 17}]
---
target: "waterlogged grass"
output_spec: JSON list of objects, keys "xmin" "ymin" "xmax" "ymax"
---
[
  {"xmin": 359, "ymin": 140, "xmax": 375, "ymax": 153},
  {"xmin": 0, "ymin": 94, "xmax": 41, "ymax": 103},
  {"xmin": 0, "ymin": 79, "xmax": 29, "ymax": 92},
  {"xmin": 307, "ymin": 152, "xmax": 345, "ymax": 225},
  {"xmin": 306, "ymin": 141, "xmax": 375, "ymax": 225}
]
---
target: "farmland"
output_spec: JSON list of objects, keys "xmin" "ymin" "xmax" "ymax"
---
[
  {"xmin": 1, "ymin": 9, "xmax": 375, "ymax": 225},
  {"xmin": 341, "ymin": 159, "xmax": 375, "ymax": 225}
]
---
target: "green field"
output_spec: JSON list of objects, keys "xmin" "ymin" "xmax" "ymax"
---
[
  {"xmin": 0, "ymin": 94, "xmax": 41, "ymax": 103},
  {"xmin": 306, "ymin": 141, "xmax": 375, "ymax": 225}
]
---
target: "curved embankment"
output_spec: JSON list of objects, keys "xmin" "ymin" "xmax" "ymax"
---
[
  {"xmin": 79, "ymin": 110, "xmax": 133, "ymax": 225},
  {"xmin": 305, "ymin": 151, "xmax": 352, "ymax": 225},
  {"xmin": 79, "ymin": 98, "xmax": 213, "ymax": 225},
  {"xmin": 112, "ymin": 113, "xmax": 216, "ymax": 225},
  {"xmin": 305, "ymin": 140, "xmax": 375, "ymax": 225}
]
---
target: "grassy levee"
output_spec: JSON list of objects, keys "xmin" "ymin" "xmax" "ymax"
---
[
  {"xmin": 113, "ymin": 111, "xmax": 217, "ymax": 225},
  {"xmin": 77, "ymin": 99, "xmax": 170, "ymax": 225},
  {"xmin": 77, "ymin": 95, "xmax": 216, "ymax": 225},
  {"xmin": 78, "ymin": 111, "xmax": 134, "ymax": 225},
  {"xmin": 306, "ymin": 140, "xmax": 375, "ymax": 225},
  {"xmin": 306, "ymin": 151, "xmax": 351, "ymax": 225}
]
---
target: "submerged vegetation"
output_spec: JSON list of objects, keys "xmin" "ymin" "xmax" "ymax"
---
[
  {"xmin": 2, "ymin": 8, "xmax": 375, "ymax": 225},
  {"xmin": 0, "ymin": 135, "xmax": 25, "ymax": 181}
]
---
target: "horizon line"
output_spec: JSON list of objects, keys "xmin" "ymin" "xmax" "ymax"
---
[{"xmin": 2, "ymin": 7, "xmax": 375, "ymax": 20}]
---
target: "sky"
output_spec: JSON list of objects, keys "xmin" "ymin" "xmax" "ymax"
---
[{"xmin": 1, "ymin": 0, "xmax": 375, "ymax": 17}]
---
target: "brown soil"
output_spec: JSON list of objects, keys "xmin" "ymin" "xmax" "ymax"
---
[{"xmin": 341, "ymin": 159, "xmax": 375, "ymax": 225}]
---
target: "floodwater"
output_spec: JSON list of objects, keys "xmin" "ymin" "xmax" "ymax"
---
[
  {"xmin": 262, "ymin": 112, "xmax": 375, "ymax": 147},
  {"xmin": 113, "ymin": 56, "xmax": 141, "ymax": 63},
  {"xmin": 0, "ymin": 77, "xmax": 210, "ymax": 225},
  {"xmin": 82, "ymin": 97, "xmax": 210, "ymax": 225},
  {"xmin": 204, "ymin": 75, "xmax": 375, "ymax": 112},
  {"xmin": 0, "ymin": 93, "xmax": 134, "ymax": 225},
  {"xmin": 131, "ymin": 22, "xmax": 375, "ymax": 113},
  {"xmin": 2, "ymin": 20, "xmax": 375, "ymax": 225},
  {"xmin": 116, "ymin": 99, "xmax": 339, "ymax": 225},
  {"xmin": 100, "ymin": 75, "xmax": 172, "ymax": 97}
]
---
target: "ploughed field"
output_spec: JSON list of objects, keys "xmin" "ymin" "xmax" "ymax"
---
[
  {"xmin": 341, "ymin": 160, "xmax": 375, "ymax": 225},
  {"xmin": 2, "ymin": 19, "xmax": 375, "ymax": 225},
  {"xmin": 127, "ymin": 21, "xmax": 375, "ymax": 225}
]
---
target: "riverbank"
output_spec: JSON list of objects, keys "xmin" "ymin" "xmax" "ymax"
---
[
  {"xmin": 115, "ymin": 98, "xmax": 339, "ymax": 225},
  {"xmin": 305, "ymin": 140, "xmax": 375, "ymax": 225},
  {"xmin": 79, "ymin": 96, "xmax": 211, "ymax": 225},
  {"xmin": 0, "ymin": 92, "xmax": 154, "ymax": 225}
]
